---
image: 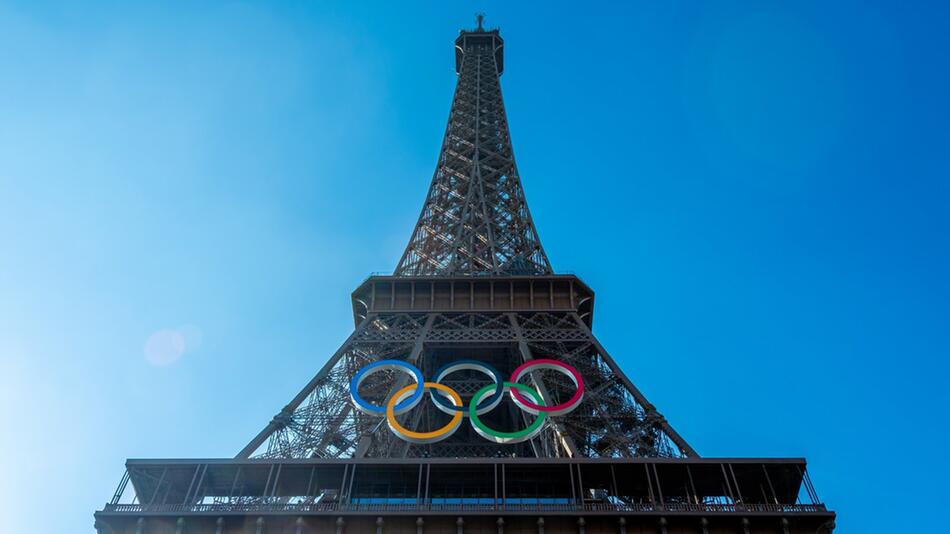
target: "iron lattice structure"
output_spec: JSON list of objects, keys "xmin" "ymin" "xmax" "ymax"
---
[
  {"xmin": 395, "ymin": 25, "xmax": 549, "ymax": 277},
  {"xmin": 95, "ymin": 19, "xmax": 835, "ymax": 534},
  {"xmin": 237, "ymin": 23, "xmax": 696, "ymax": 462}
]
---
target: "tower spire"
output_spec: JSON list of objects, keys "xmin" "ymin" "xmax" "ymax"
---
[
  {"xmin": 476, "ymin": 13, "xmax": 485, "ymax": 31},
  {"xmin": 396, "ymin": 25, "xmax": 551, "ymax": 276}
]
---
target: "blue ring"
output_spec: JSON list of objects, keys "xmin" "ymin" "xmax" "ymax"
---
[
  {"xmin": 430, "ymin": 360, "xmax": 505, "ymax": 416},
  {"xmin": 350, "ymin": 359, "xmax": 424, "ymax": 415}
]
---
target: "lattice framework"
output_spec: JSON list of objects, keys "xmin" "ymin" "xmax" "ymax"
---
[
  {"xmin": 240, "ymin": 310, "xmax": 695, "ymax": 460},
  {"xmin": 396, "ymin": 30, "xmax": 549, "ymax": 276},
  {"xmin": 238, "ymin": 22, "xmax": 697, "ymax": 462}
]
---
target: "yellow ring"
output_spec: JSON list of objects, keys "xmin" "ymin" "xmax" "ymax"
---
[{"xmin": 386, "ymin": 381, "xmax": 463, "ymax": 443}]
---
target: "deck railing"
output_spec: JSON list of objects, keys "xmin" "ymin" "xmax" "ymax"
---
[{"xmin": 102, "ymin": 502, "xmax": 828, "ymax": 515}]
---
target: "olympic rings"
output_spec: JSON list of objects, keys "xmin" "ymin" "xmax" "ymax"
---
[
  {"xmin": 430, "ymin": 360, "xmax": 504, "ymax": 416},
  {"xmin": 350, "ymin": 359, "xmax": 424, "ymax": 415},
  {"xmin": 509, "ymin": 359, "xmax": 585, "ymax": 416},
  {"xmin": 387, "ymin": 382, "xmax": 464, "ymax": 444},
  {"xmin": 349, "ymin": 358, "xmax": 584, "ymax": 444},
  {"xmin": 470, "ymin": 382, "xmax": 546, "ymax": 444}
]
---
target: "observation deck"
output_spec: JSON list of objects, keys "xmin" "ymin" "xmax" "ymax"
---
[
  {"xmin": 455, "ymin": 25, "xmax": 503, "ymax": 74},
  {"xmin": 95, "ymin": 457, "xmax": 833, "ymax": 533},
  {"xmin": 351, "ymin": 275, "xmax": 595, "ymax": 327}
]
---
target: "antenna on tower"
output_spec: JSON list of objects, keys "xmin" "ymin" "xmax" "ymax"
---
[{"xmin": 476, "ymin": 13, "xmax": 485, "ymax": 31}]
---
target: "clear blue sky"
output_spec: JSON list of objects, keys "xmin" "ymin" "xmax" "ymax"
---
[{"xmin": 1, "ymin": 1, "xmax": 947, "ymax": 531}]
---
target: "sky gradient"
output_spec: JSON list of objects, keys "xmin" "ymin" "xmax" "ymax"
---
[{"xmin": 1, "ymin": 1, "xmax": 948, "ymax": 531}]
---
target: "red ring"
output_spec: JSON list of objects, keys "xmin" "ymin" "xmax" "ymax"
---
[{"xmin": 508, "ymin": 359, "xmax": 584, "ymax": 416}]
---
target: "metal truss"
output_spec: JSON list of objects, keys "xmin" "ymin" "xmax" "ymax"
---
[
  {"xmin": 395, "ymin": 29, "xmax": 550, "ymax": 276},
  {"xmin": 238, "ymin": 24, "xmax": 697, "ymax": 463},
  {"xmin": 98, "ymin": 22, "xmax": 839, "ymax": 533},
  {"xmin": 238, "ymin": 311, "xmax": 696, "ymax": 460}
]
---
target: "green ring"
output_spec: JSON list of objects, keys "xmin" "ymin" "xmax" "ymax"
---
[{"xmin": 469, "ymin": 381, "xmax": 547, "ymax": 443}]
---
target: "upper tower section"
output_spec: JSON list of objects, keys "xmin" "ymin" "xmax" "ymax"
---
[
  {"xmin": 395, "ymin": 19, "xmax": 551, "ymax": 277},
  {"xmin": 454, "ymin": 15, "xmax": 504, "ymax": 75}
]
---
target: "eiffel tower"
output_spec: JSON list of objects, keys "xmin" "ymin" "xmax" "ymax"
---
[{"xmin": 95, "ymin": 17, "xmax": 835, "ymax": 534}]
